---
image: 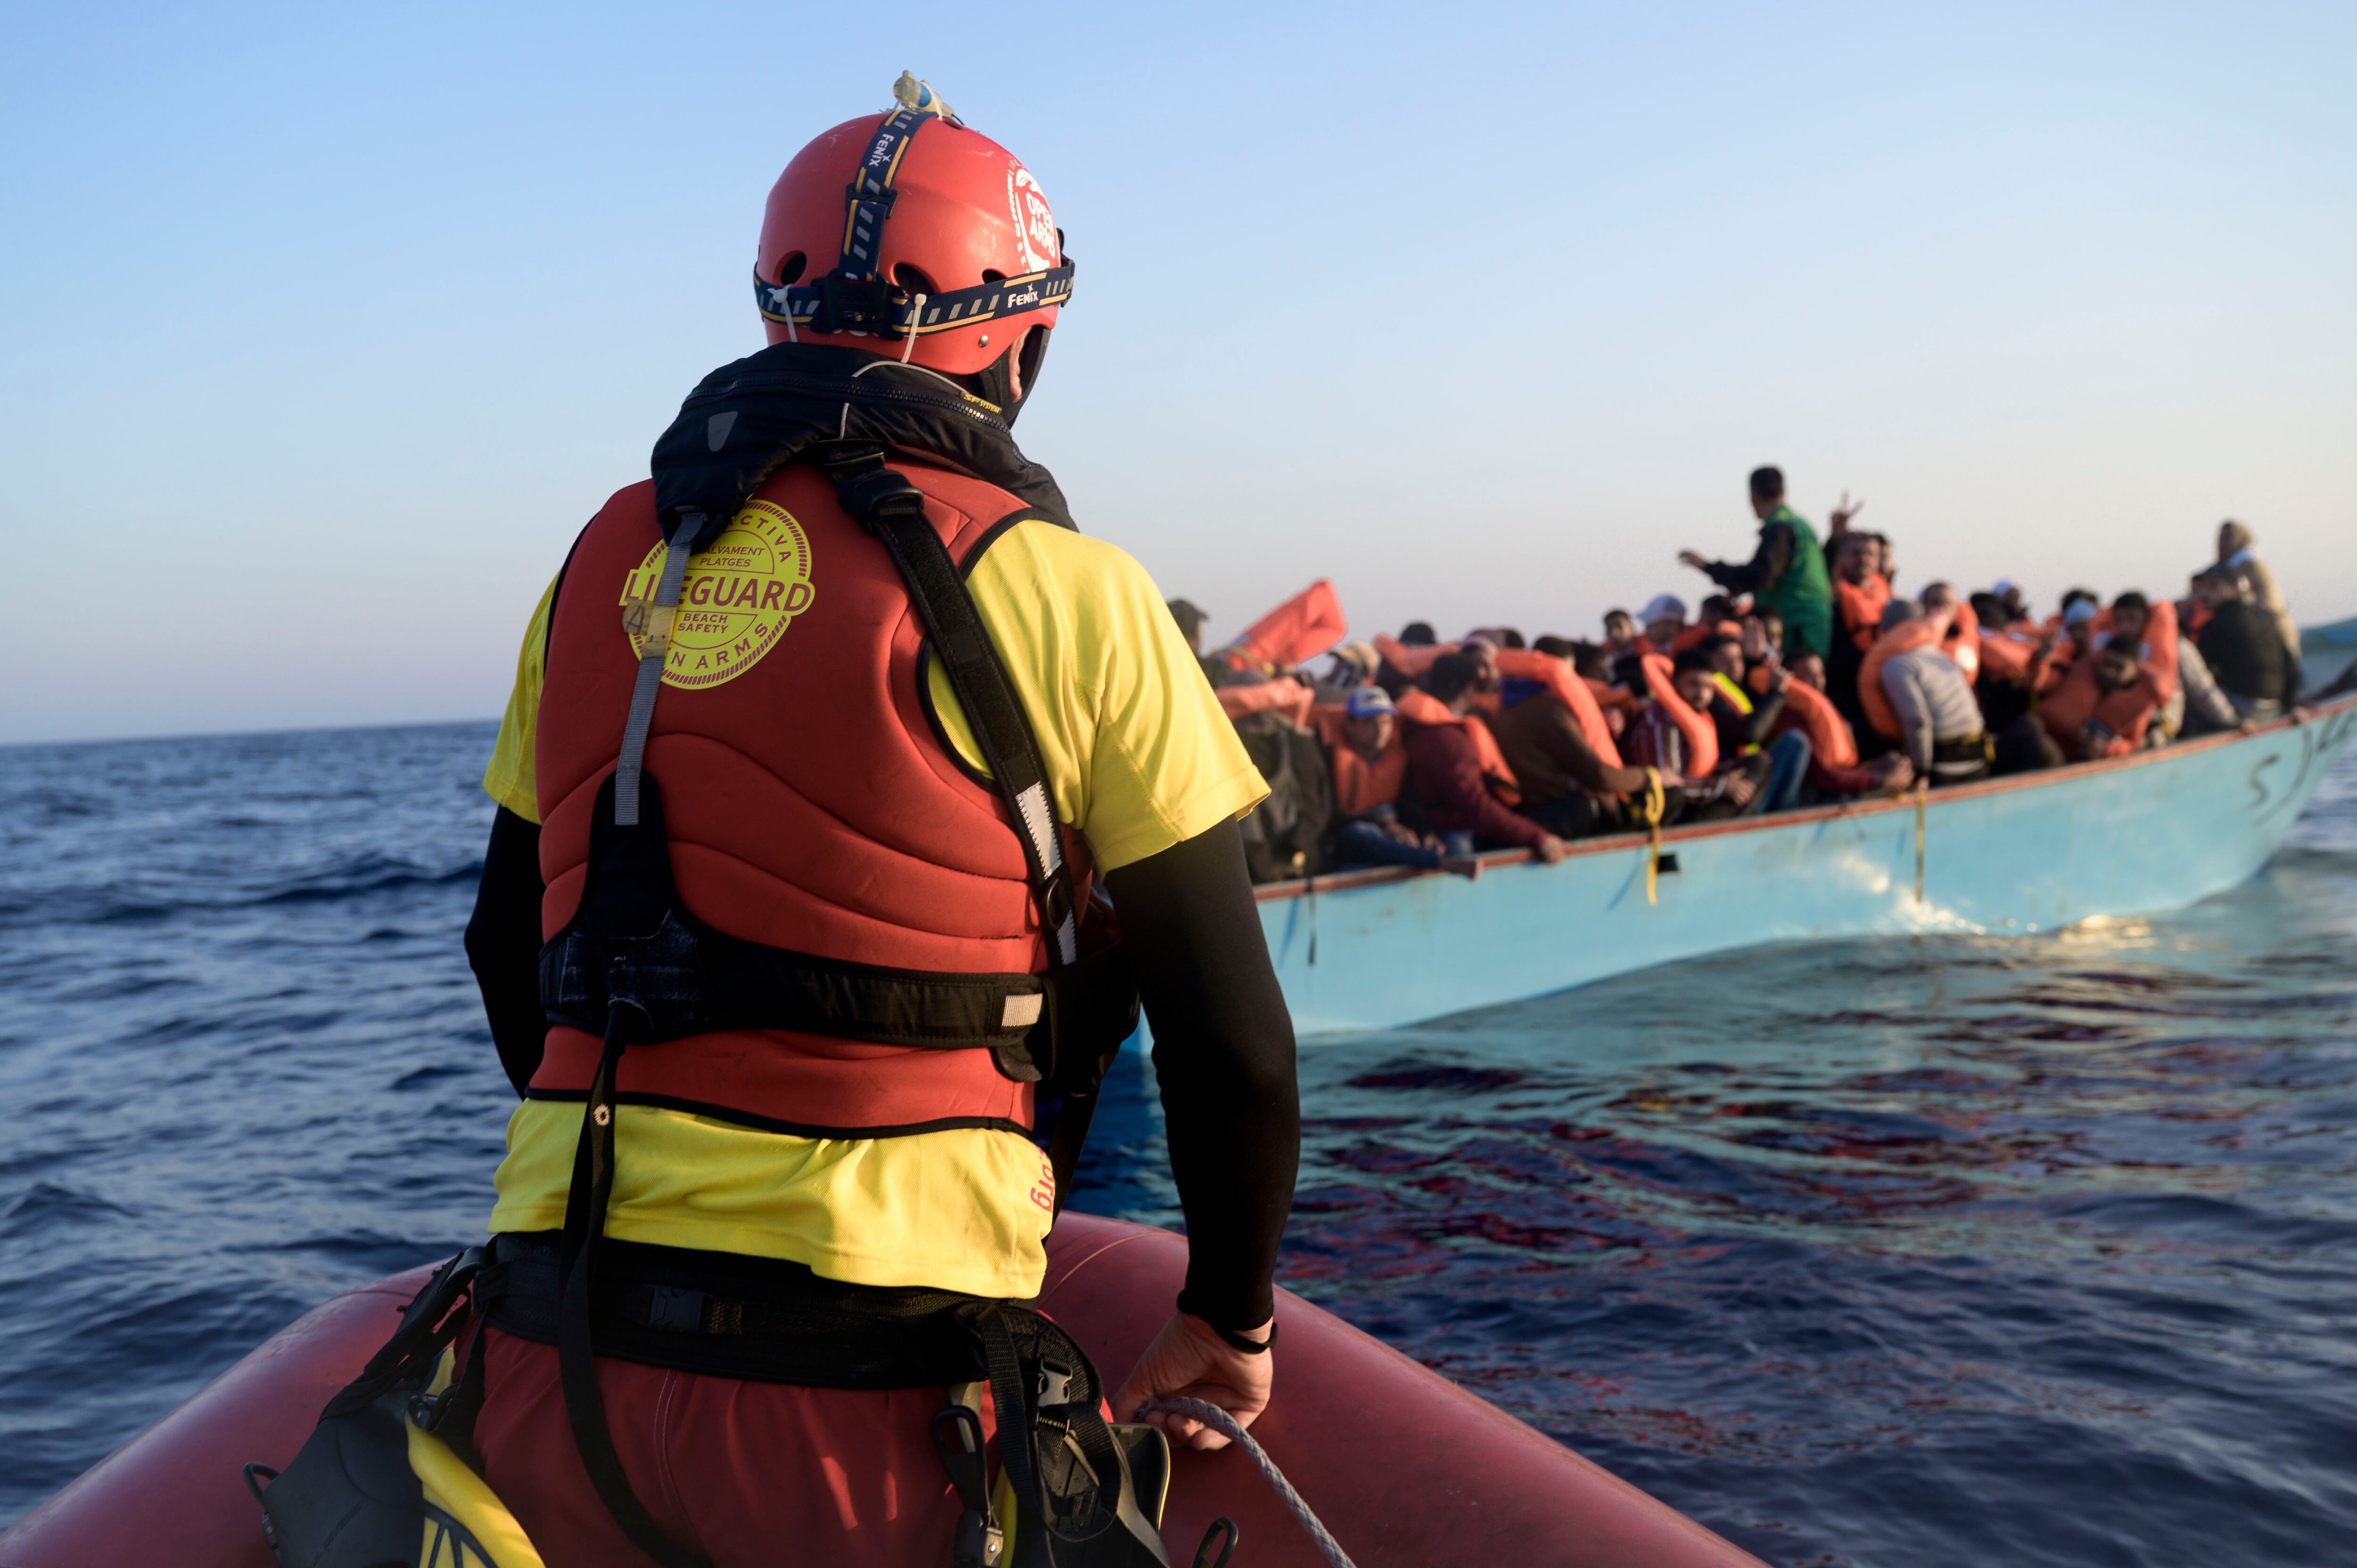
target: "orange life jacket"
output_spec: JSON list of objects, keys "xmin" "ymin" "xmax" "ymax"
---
[
  {"xmin": 2037, "ymin": 656, "xmax": 2162, "ymax": 758},
  {"xmin": 1942, "ymin": 599, "xmax": 1981, "ymax": 680},
  {"xmin": 1495, "ymin": 648, "xmax": 1624, "ymax": 768},
  {"xmin": 1638, "ymin": 651, "xmax": 1717, "ymax": 777},
  {"xmin": 1309, "ymin": 707, "xmax": 1409, "ymax": 817},
  {"xmin": 1228, "ymin": 580, "xmax": 1348, "ymax": 673},
  {"xmin": 1372, "ymin": 632, "xmax": 1445, "ymax": 678},
  {"xmin": 2137, "ymin": 599, "xmax": 2180, "ymax": 701},
  {"xmin": 1834, "ymin": 574, "xmax": 1892, "ymax": 652},
  {"xmin": 1216, "ymin": 676, "xmax": 1315, "ymax": 726},
  {"xmin": 1976, "ymin": 628, "xmax": 2036, "ymax": 682},
  {"xmin": 1752, "ymin": 667, "xmax": 1858, "ymax": 767},
  {"xmin": 1858, "ymin": 618, "xmax": 1944, "ymax": 740},
  {"xmin": 1394, "ymin": 687, "xmax": 1521, "ymax": 805},
  {"xmin": 533, "ymin": 460, "xmax": 1072, "ymax": 1136}
]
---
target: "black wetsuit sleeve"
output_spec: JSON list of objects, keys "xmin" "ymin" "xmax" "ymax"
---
[
  {"xmin": 1104, "ymin": 818, "xmax": 1301, "ymax": 1332},
  {"xmin": 1706, "ymin": 522, "xmax": 1794, "ymax": 596},
  {"xmin": 465, "ymin": 806, "xmax": 548, "ymax": 1097}
]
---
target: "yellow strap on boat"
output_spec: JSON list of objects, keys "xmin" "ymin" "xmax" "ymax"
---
[
  {"xmin": 1640, "ymin": 767, "xmax": 1666, "ymax": 906},
  {"xmin": 1914, "ymin": 778, "xmax": 1929, "ymax": 904}
]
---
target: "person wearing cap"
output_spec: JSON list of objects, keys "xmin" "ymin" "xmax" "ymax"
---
[
  {"xmin": 1676, "ymin": 465, "xmax": 1837, "ymax": 661},
  {"xmin": 1322, "ymin": 640, "xmax": 1380, "ymax": 687},
  {"xmin": 1309, "ymin": 685, "xmax": 1481, "ymax": 878},
  {"xmin": 2026, "ymin": 596, "xmax": 2101, "ymax": 697},
  {"xmin": 1638, "ymin": 594, "xmax": 1688, "ymax": 654}
]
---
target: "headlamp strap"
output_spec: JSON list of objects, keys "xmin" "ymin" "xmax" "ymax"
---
[{"xmin": 756, "ymin": 105, "xmax": 1076, "ymax": 342}]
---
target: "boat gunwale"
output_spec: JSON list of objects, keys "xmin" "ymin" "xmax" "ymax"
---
[{"xmin": 1253, "ymin": 693, "xmax": 2357, "ymax": 904}]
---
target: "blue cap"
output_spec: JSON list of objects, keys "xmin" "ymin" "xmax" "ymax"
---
[
  {"xmin": 1344, "ymin": 685, "xmax": 1395, "ymax": 719},
  {"xmin": 2063, "ymin": 599, "xmax": 2097, "ymax": 627}
]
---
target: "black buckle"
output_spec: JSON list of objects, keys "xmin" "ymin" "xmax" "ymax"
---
[
  {"xmin": 628, "ymin": 1283, "xmax": 710, "ymax": 1333},
  {"xmin": 818, "ymin": 445, "xmax": 928, "ymax": 530},
  {"xmin": 811, "ymin": 271, "xmax": 897, "ymax": 335}
]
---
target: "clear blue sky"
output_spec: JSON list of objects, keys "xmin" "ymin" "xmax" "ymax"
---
[{"xmin": 5, "ymin": 1, "xmax": 2351, "ymax": 744}]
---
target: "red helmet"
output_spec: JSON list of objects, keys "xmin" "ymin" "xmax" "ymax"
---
[{"xmin": 755, "ymin": 97, "xmax": 1072, "ymax": 378}]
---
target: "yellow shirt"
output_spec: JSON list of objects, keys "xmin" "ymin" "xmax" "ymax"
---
[{"xmin": 480, "ymin": 513, "xmax": 1264, "ymax": 1298}]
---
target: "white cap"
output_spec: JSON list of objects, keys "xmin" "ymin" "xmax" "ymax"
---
[{"xmin": 1640, "ymin": 593, "xmax": 1688, "ymax": 625}]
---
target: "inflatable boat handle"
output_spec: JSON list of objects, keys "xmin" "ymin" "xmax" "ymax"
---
[{"xmin": 1141, "ymin": 1397, "xmax": 1357, "ymax": 1568}]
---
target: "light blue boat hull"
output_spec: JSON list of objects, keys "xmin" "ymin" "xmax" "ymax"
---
[{"xmin": 1253, "ymin": 700, "xmax": 2357, "ymax": 1035}]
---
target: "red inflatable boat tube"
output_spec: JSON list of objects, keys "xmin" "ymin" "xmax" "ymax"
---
[{"xmin": 0, "ymin": 1214, "xmax": 1764, "ymax": 1568}]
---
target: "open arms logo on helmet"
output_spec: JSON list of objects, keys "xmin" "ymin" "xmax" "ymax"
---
[{"xmin": 1008, "ymin": 165, "xmax": 1057, "ymax": 275}]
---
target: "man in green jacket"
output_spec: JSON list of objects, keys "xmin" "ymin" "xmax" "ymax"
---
[{"xmin": 1679, "ymin": 466, "xmax": 1835, "ymax": 659}]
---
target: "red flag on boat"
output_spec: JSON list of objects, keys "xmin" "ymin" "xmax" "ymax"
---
[{"xmin": 1226, "ymin": 580, "xmax": 1347, "ymax": 672}]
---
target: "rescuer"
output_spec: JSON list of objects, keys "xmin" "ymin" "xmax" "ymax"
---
[{"xmin": 449, "ymin": 79, "xmax": 1299, "ymax": 1566}]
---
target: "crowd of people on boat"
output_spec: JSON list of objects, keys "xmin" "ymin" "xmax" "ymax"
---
[{"xmin": 1181, "ymin": 466, "xmax": 2339, "ymax": 884}]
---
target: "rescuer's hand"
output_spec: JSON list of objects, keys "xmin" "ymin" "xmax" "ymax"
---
[
  {"xmin": 1533, "ymin": 833, "xmax": 1571, "ymax": 864},
  {"xmin": 1676, "ymin": 549, "xmax": 1712, "ymax": 573},
  {"xmin": 1113, "ymin": 1311, "xmax": 1274, "ymax": 1452}
]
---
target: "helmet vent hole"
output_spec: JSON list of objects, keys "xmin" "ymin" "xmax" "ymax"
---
[
  {"xmin": 893, "ymin": 263, "xmax": 940, "ymax": 295},
  {"xmin": 981, "ymin": 270, "xmax": 1006, "ymax": 285},
  {"xmin": 775, "ymin": 252, "xmax": 806, "ymax": 285}
]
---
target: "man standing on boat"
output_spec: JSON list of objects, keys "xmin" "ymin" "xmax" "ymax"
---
[
  {"xmin": 1677, "ymin": 466, "xmax": 1837, "ymax": 661},
  {"xmin": 459, "ymin": 81, "xmax": 1299, "ymax": 1566}
]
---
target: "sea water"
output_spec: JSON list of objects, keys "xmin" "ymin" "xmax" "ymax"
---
[{"xmin": 3, "ymin": 721, "xmax": 2353, "ymax": 1567}]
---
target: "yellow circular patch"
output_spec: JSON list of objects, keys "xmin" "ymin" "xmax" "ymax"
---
[{"xmin": 619, "ymin": 499, "xmax": 816, "ymax": 689}]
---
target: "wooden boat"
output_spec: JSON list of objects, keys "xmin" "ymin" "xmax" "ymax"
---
[{"xmin": 1256, "ymin": 700, "xmax": 2357, "ymax": 1035}]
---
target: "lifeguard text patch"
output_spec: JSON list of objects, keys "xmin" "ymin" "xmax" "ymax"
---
[{"xmin": 621, "ymin": 499, "xmax": 816, "ymax": 689}]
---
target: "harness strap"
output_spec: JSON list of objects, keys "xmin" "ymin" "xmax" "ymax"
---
[
  {"xmin": 614, "ymin": 509, "xmax": 701, "ymax": 827},
  {"xmin": 817, "ymin": 442, "xmax": 1080, "ymax": 965},
  {"xmin": 557, "ymin": 1010, "xmax": 712, "ymax": 1568},
  {"xmin": 979, "ymin": 1310, "xmax": 1049, "ymax": 1566}
]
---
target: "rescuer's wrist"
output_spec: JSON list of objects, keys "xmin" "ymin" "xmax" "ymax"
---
[{"xmin": 1177, "ymin": 1283, "xmax": 1275, "ymax": 1340}]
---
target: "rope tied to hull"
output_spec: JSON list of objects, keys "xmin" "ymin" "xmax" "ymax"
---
[
  {"xmin": 1137, "ymin": 1397, "xmax": 1358, "ymax": 1568},
  {"xmin": 1914, "ymin": 777, "xmax": 1929, "ymax": 904},
  {"xmin": 1640, "ymin": 766, "xmax": 1667, "ymax": 906}
]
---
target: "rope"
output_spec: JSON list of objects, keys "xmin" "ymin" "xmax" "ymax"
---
[
  {"xmin": 1138, "ymin": 1398, "xmax": 1357, "ymax": 1568},
  {"xmin": 1640, "ymin": 766, "xmax": 1666, "ymax": 906},
  {"xmin": 1913, "ymin": 777, "xmax": 1929, "ymax": 903}
]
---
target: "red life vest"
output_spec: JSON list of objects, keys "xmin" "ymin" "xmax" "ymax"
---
[{"xmin": 532, "ymin": 459, "xmax": 1078, "ymax": 1136}]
